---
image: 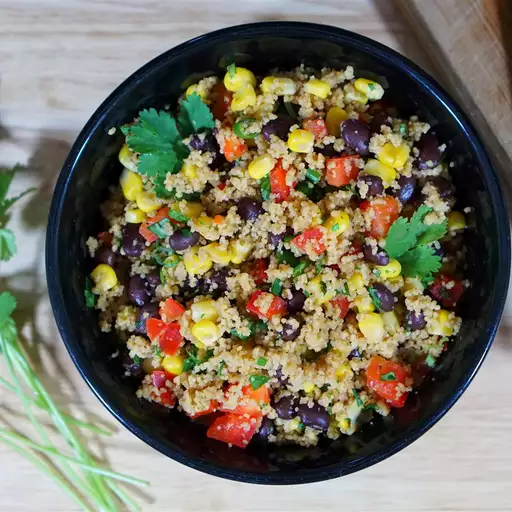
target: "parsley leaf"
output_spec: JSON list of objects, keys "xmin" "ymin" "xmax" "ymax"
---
[
  {"xmin": 249, "ymin": 374, "xmax": 269, "ymax": 390},
  {"xmin": 417, "ymin": 221, "xmax": 447, "ymax": 245},
  {"xmin": 399, "ymin": 245, "xmax": 442, "ymax": 282},
  {"xmin": 260, "ymin": 175, "xmax": 271, "ymax": 201},
  {"xmin": 178, "ymin": 93, "xmax": 215, "ymax": 138},
  {"xmin": 0, "ymin": 291, "xmax": 17, "ymax": 325},
  {"xmin": 84, "ymin": 277, "xmax": 96, "ymax": 308},
  {"xmin": 0, "ymin": 228, "xmax": 16, "ymax": 261},
  {"xmin": 227, "ymin": 63, "xmax": 236, "ymax": 79}
]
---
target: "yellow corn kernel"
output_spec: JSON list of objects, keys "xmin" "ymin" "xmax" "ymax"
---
[
  {"xmin": 325, "ymin": 106, "xmax": 348, "ymax": 137},
  {"xmin": 303, "ymin": 382, "xmax": 315, "ymax": 393},
  {"xmin": 344, "ymin": 83, "xmax": 368, "ymax": 105},
  {"xmin": 354, "ymin": 296, "xmax": 375, "ymax": 313},
  {"xmin": 364, "ymin": 159, "xmax": 396, "ymax": 185},
  {"xmin": 193, "ymin": 339, "xmax": 206, "ymax": 350},
  {"xmin": 119, "ymin": 168, "xmax": 143, "ymax": 201},
  {"xmin": 287, "ymin": 129, "xmax": 315, "ymax": 153},
  {"xmin": 177, "ymin": 201, "xmax": 203, "ymax": 219},
  {"xmin": 338, "ymin": 418, "xmax": 352, "ymax": 433},
  {"xmin": 358, "ymin": 313, "xmax": 385, "ymax": 341},
  {"xmin": 348, "ymin": 272, "xmax": 365, "ymax": 294},
  {"xmin": 288, "ymin": 418, "xmax": 302, "ymax": 430},
  {"xmin": 223, "ymin": 67, "xmax": 256, "ymax": 92},
  {"xmin": 354, "ymin": 78, "xmax": 385, "ymax": 101},
  {"xmin": 90, "ymin": 264, "xmax": 118, "ymax": 292},
  {"xmin": 205, "ymin": 242, "xmax": 233, "ymax": 265},
  {"xmin": 260, "ymin": 76, "xmax": 297, "ymax": 95},
  {"xmin": 304, "ymin": 78, "xmax": 331, "ymax": 99},
  {"xmin": 248, "ymin": 154, "xmax": 276, "ymax": 180},
  {"xmin": 161, "ymin": 354, "xmax": 185, "ymax": 376},
  {"xmin": 306, "ymin": 275, "xmax": 336, "ymax": 305},
  {"xmin": 377, "ymin": 259, "xmax": 402, "ymax": 279},
  {"xmin": 181, "ymin": 162, "xmax": 199, "ymax": 181},
  {"xmin": 230, "ymin": 238, "xmax": 253, "ymax": 264},
  {"xmin": 324, "ymin": 212, "xmax": 351, "ymax": 235},
  {"xmin": 427, "ymin": 309, "xmax": 455, "ymax": 336},
  {"xmin": 136, "ymin": 191, "xmax": 163, "ymax": 213},
  {"xmin": 183, "ymin": 246, "xmax": 213, "ymax": 276},
  {"xmin": 118, "ymin": 144, "xmax": 138, "ymax": 172},
  {"xmin": 191, "ymin": 320, "xmax": 222, "ymax": 346},
  {"xmin": 125, "ymin": 208, "xmax": 146, "ymax": 223},
  {"xmin": 185, "ymin": 84, "xmax": 205, "ymax": 99},
  {"xmin": 377, "ymin": 142, "xmax": 410, "ymax": 169},
  {"xmin": 231, "ymin": 84, "xmax": 257, "ymax": 112},
  {"xmin": 447, "ymin": 211, "xmax": 466, "ymax": 232},
  {"xmin": 191, "ymin": 299, "xmax": 219, "ymax": 323},
  {"xmin": 336, "ymin": 362, "xmax": 354, "ymax": 380},
  {"xmin": 382, "ymin": 311, "xmax": 400, "ymax": 333}
]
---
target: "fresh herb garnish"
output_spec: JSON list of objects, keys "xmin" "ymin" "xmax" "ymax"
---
[
  {"xmin": 218, "ymin": 360, "xmax": 226, "ymax": 376},
  {"xmin": 160, "ymin": 268, "xmax": 166, "ymax": 285},
  {"xmin": 249, "ymin": 374, "xmax": 270, "ymax": 390},
  {"xmin": 368, "ymin": 286, "xmax": 382, "ymax": 311},
  {"xmin": 257, "ymin": 357, "xmax": 267, "ymax": 366},
  {"xmin": 278, "ymin": 249, "xmax": 300, "ymax": 267},
  {"xmin": 260, "ymin": 175, "xmax": 271, "ymax": 201},
  {"xmin": 425, "ymin": 353, "xmax": 436, "ymax": 368},
  {"xmin": 154, "ymin": 345, "xmax": 163, "ymax": 357},
  {"xmin": 255, "ymin": 319, "xmax": 268, "ymax": 332},
  {"xmin": 306, "ymin": 168, "xmax": 321, "ymax": 184},
  {"xmin": 362, "ymin": 403, "xmax": 378, "ymax": 412},
  {"xmin": 168, "ymin": 210, "xmax": 189, "ymax": 223},
  {"xmin": 84, "ymin": 276, "xmax": 96, "ymax": 308},
  {"xmin": 331, "ymin": 223, "xmax": 340, "ymax": 232},
  {"xmin": 380, "ymin": 372, "xmax": 396, "ymax": 381},
  {"xmin": 352, "ymin": 388, "xmax": 363, "ymax": 407},
  {"xmin": 292, "ymin": 260, "xmax": 308, "ymax": 278},
  {"xmin": 319, "ymin": 281, "xmax": 327, "ymax": 295},
  {"xmin": 147, "ymin": 217, "xmax": 171, "ymax": 239},
  {"xmin": 270, "ymin": 279, "xmax": 283, "ymax": 296},
  {"xmin": 227, "ymin": 62, "xmax": 236, "ymax": 79},
  {"xmin": 231, "ymin": 319, "xmax": 255, "ymax": 340},
  {"xmin": 368, "ymin": 83, "xmax": 376, "ymax": 91},
  {"xmin": 296, "ymin": 181, "xmax": 314, "ymax": 198},
  {"xmin": 152, "ymin": 244, "xmax": 175, "ymax": 265},
  {"xmin": 183, "ymin": 345, "xmax": 213, "ymax": 372},
  {"xmin": 132, "ymin": 355, "xmax": 141, "ymax": 365},
  {"xmin": 177, "ymin": 93, "xmax": 216, "ymax": 138},
  {"xmin": 399, "ymin": 123, "xmax": 407, "ymax": 136},
  {"xmin": 337, "ymin": 282, "xmax": 350, "ymax": 296}
]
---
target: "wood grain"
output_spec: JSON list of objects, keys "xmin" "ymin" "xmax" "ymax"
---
[{"xmin": 1, "ymin": 1, "xmax": 511, "ymax": 511}]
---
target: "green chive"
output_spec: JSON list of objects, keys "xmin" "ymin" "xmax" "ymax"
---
[
  {"xmin": 352, "ymin": 388, "xmax": 363, "ymax": 407},
  {"xmin": 257, "ymin": 357, "xmax": 267, "ymax": 367},
  {"xmin": 292, "ymin": 261, "xmax": 308, "ymax": 278},
  {"xmin": 168, "ymin": 210, "xmax": 189, "ymax": 223},
  {"xmin": 306, "ymin": 168, "xmax": 321, "ymax": 184},
  {"xmin": 270, "ymin": 279, "xmax": 283, "ymax": 296},
  {"xmin": 249, "ymin": 374, "xmax": 269, "ymax": 390},
  {"xmin": 218, "ymin": 360, "xmax": 226, "ymax": 375},
  {"xmin": 147, "ymin": 217, "xmax": 171, "ymax": 238}
]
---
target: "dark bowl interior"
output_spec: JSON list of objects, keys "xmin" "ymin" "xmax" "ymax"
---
[{"xmin": 46, "ymin": 22, "xmax": 510, "ymax": 484}]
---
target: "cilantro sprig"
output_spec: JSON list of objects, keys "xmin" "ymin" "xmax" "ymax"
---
[{"xmin": 385, "ymin": 205, "xmax": 446, "ymax": 283}]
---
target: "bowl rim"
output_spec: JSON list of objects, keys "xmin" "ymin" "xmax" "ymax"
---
[{"xmin": 46, "ymin": 21, "xmax": 511, "ymax": 485}]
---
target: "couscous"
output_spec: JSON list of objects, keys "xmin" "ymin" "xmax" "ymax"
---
[{"xmin": 85, "ymin": 64, "xmax": 466, "ymax": 449}]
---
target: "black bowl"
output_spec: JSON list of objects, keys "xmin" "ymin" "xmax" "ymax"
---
[{"xmin": 46, "ymin": 22, "xmax": 510, "ymax": 484}]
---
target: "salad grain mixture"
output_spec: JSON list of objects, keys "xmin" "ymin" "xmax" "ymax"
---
[{"xmin": 86, "ymin": 64, "xmax": 467, "ymax": 449}]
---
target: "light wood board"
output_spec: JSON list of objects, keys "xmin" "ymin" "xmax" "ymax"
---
[{"xmin": 1, "ymin": 1, "xmax": 511, "ymax": 511}]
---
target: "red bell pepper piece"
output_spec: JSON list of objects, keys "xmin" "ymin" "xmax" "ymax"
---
[
  {"xmin": 429, "ymin": 275, "xmax": 464, "ymax": 309},
  {"xmin": 139, "ymin": 207, "xmax": 170, "ymax": 243},
  {"xmin": 325, "ymin": 156, "xmax": 360, "ymax": 187},
  {"xmin": 190, "ymin": 400, "xmax": 219, "ymax": 419},
  {"xmin": 159, "ymin": 298, "xmax": 186, "ymax": 322},
  {"xmin": 246, "ymin": 290, "xmax": 287, "ymax": 319},
  {"xmin": 97, "ymin": 231, "xmax": 113, "ymax": 246},
  {"xmin": 146, "ymin": 319, "xmax": 183, "ymax": 355},
  {"xmin": 207, "ymin": 412, "xmax": 261, "ymax": 448},
  {"xmin": 291, "ymin": 226, "xmax": 326, "ymax": 255},
  {"xmin": 223, "ymin": 135, "xmax": 247, "ymax": 162},
  {"xmin": 302, "ymin": 118, "xmax": 328, "ymax": 140},
  {"xmin": 251, "ymin": 258, "xmax": 268, "ymax": 286},
  {"xmin": 221, "ymin": 384, "xmax": 270, "ymax": 417},
  {"xmin": 269, "ymin": 159, "xmax": 291, "ymax": 203},
  {"xmin": 152, "ymin": 370, "xmax": 171, "ymax": 388},
  {"xmin": 211, "ymin": 83, "xmax": 232, "ymax": 120},
  {"xmin": 330, "ymin": 296, "xmax": 350, "ymax": 319},
  {"xmin": 360, "ymin": 197, "xmax": 400, "ymax": 239},
  {"xmin": 366, "ymin": 355, "xmax": 411, "ymax": 408}
]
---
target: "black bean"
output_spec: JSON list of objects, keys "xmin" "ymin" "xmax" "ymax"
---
[
  {"xmin": 281, "ymin": 320, "xmax": 301, "ymax": 341},
  {"xmin": 205, "ymin": 268, "xmax": 230, "ymax": 297},
  {"xmin": 427, "ymin": 177, "xmax": 453, "ymax": 199},
  {"xmin": 286, "ymin": 288, "xmax": 306, "ymax": 315},
  {"xmin": 442, "ymin": 234, "xmax": 464, "ymax": 254},
  {"xmin": 268, "ymin": 227, "xmax": 293, "ymax": 249},
  {"xmin": 237, "ymin": 197, "xmax": 264, "ymax": 221},
  {"xmin": 262, "ymin": 115, "xmax": 294, "ymax": 141},
  {"xmin": 392, "ymin": 175, "xmax": 417, "ymax": 203},
  {"xmin": 348, "ymin": 348, "xmax": 361, "ymax": 360},
  {"xmin": 341, "ymin": 119, "xmax": 371, "ymax": 155},
  {"xmin": 189, "ymin": 134, "xmax": 218, "ymax": 153},
  {"xmin": 297, "ymin": 402, "xmax": 330, "ymax": 431},
  {"xmin": 128, "ymin": 275, "xmax": 151, "ymax": 306},
  {"xmin": 272, "ymin": 395, "xmax": 297, "ymax": 420},
  {"xmin": 95, "ymin": 246, "xmax": 116, "ymax": 266},
  {"xmin": 180, "ymin": 277, "xmax": 204, "ymax": 300},
  {"xmin": 405, "ymin": 310, "xmax": 426, "ymax": 331},
  {"xmin": 317, "ymin": 143, "xmax": 338, "ymax": 157},
  {"xmin": 145, "ymin": 268, "xmax": 161, "ymax": 289},
  {"xmin": 370, "ymin": 283, "xmax": 395, "ymax": 312},
  {"xmin": 362, "ymin": 244, "xmax": 389, "ymax": 266},
  {"xmin": 256, "ymin": 417, "xmax": 275, "ymax": 440},
  {"xmin": 169, "ymin": 229, "xmax": 200, "ymax": 252},
  {"xmin": 122, "ymin": 224, "xmax": 146, "ymax": 257},
  {"xmin": 120, "ymin": 352, "xmax": 142, "ymax": 377},
  {"xmin": 275, "ymin": 367, "xmax": 290, "ymax": 386},
  {"xmin": 369, "ymin": 112, "xmax": 390, "ymax": 133},
  {"xmin": 433, "ymin": 244, "xmax": 444, "ymax": 258},
  {"xmin": 135, "ymin": 302, "xmax": 160, "ymax": 334},
  {"xmin": 358, "ymin": 174, "xmax": 384, "ymax": 197},
  {"xmin": 416, "ymin": 133, "xmax": 441, "ymax": 169}
]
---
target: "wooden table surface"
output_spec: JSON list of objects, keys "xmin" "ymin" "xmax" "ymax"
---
[{"xmin": 1, "ymin": 1, "xmax": 511, "ymax": 510}]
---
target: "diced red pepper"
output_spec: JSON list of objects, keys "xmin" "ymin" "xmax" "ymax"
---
[
  {"xmin": 330, "ymin": 296, "xmax": 350, "ymax": 319},
  {"xmin": 152, "ymin": 370, "xmax": 172, "ymax": 388},
  {"xmin": 346, "ymin": 240, "xmax": 362, "ymax": 256},
  {"xmin": 366, "ymin": 355, "xmax": 411, "ymax": 408},
  {"xmin": 190, "ymin": 400, "xmax": 219, "ymax": 419},
  {"xmin": 207, "ymin": 412, "xmax": 261, "ymax": 448},
  {"xmin": 139, "ymin": 207, "xmax": 170, "ymax": 243},
  {"xmin": 159, "ymin": 298, "xmax": 186, "ymax": 322},
  {"xmin": 325, "ymin": 156, "xmax": 360, "ymax": 187},
  {"xmin": 360, "ymin": 197, "xmax": 400, "ymax": 239},
  {"xmin": 302, "ymin": 118, "xmax": 328, "ymax": 140},
  {"xmin": 251, "ymin": 258, "xmax": 268, "ymax": 285},
  {"xmin": 211, "ymin": 83, "xmax": 232, "ymax": 120},
  {"xmin": 146, "ymin": 319, "xmax": 183, "ymax": 355},
  {"xmin": 218, "ymin": 181, "xmax": 227, "ymax": 191},
  {"xmin": 269, "ymin": 159, "xmax": 291, "ymax": 202},
  {"xmin": 98, "ymin": 231, "xmax": 113, "ymax": 246},
  {"xmin": 223, "ymin": 135, "xmax": 247, "ymax": 162},
  {"xmin": 246, "ymin": 290, "xmax": 287, "ymax": 319},
  {"xmin": 291, "ymin": 226, "xmax": 326, "ymax": 255},
  {"xmin": 429, "ymin": 275, "xmax": 464, "ymax": 309},
  {"xmin": 221, "ymin": 384, "xmax": 270, "ymax": 417},
  {"xmin": 158, "ymin": 390, "xmax": 176, "ymax": 407}
]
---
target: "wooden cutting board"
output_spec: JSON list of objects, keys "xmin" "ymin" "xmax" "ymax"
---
[{"xmin": 397, "ymin": 0, "xmax": 512, "ymax": 194}]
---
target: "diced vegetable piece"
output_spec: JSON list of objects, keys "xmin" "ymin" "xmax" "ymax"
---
[
  {"xmin": 302, "ymin": 118, "xmax": 328, "ymax": 140},
  {"xmin": 90, "ymin": 264, "xmax": 118, "ymax": 292},
  {"xmin": 223, "ymin": 134, "xmax": 247, "ymax": 162},
  {"xmin": 146, "ymin": 319, "xmax": 183, "ymax": 355},
  {"xmin": 190, "ymin": 400, "xmax": 219, "ymax": 419},
  {"xmin": 330, "ymin": 296, "xmax": 350, "ymax": 319},
  {"xmin": 152, "ymin": 370, "xmax": 172, "ymax": 388},
  {"xmin": 366, "ymin": 355, "xmax": 410, "ymax": 407},
  {"xmin": 211, "ymin": 82, "xmax": 232, "ymax": 120},
  {"xmin": 325, "ymin": 156, "xmax": 360, "ymax": 187},
  {"xmin": 246, "ymin": 290, "xmax": 287, "ymax": 319},
  {"xmin": 207, "ymin": 413, "xmax": 261, "ymax": 448},
  {"xmin": 159, "ymin": 298, "xmax": 186, "ymax": 322},
  {"xmin": 429, "ymin": 275, "xmax": 464, "ymax": 309},
  {"xmin": 287, "ymin": 129, "xmax": 314, "ymax": 153},
  {"xmin": 222, "ymin": 384, "xmax": 270, "ymax": 416},
  {"xmin": 139, "ymin": 207, "xmax": 170, "ymax": 243},
  {"xmin": 360, "ymin": 197, "xmax": 400, "ymax": 239},
  {"xmin": 161, "ymin": 354, "xmax": 185, "ymax": 375},
  {"xmin": 251, "ymin": 258, "xmax": 268, "ymax": 285},
  {"xmin": 269, "ymin": 159, "xmax": 291, "ymax": 202},
  {"xmin": 291, "ymin": 227, "xmax": 326, "ymax": 255}
]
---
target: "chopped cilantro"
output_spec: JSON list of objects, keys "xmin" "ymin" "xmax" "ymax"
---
[
  {"xmin": 352, "ymin": 388, "xmax": 363, "ymax": 407},
  {"xmin": 257, "ymin": 357, "xmax": 267, "ymax": 366},
  {"xmin": 255, "ymin": 319, "xmax": 268, "ymax": 332},
  {"xmin": 296, "ymin": 181, "xmax": 314, "ymax": 198},
  {"xmin": 84, "ymin": 277, "xmax": 96, "ymax": 308},
  {"xmin": 270, "ymin": 279, "xmax": 283, "ymax": 296},
  {"xmin": 147, "ymin": 217, "xmax": 171, "ymax": 239},
  {"xmin": 372, "ymin": 268, "xmax": 381, "ymax": 277},
  {"xmin": 399, "ymin": 123, "xmax": 407, "ymax": 136},
  {"xmin": 297, "ymin": 422, "xmax": 305, "ymax": 430},
  {"xmin": 277, "ymin": 249, "xmax": 300, "ymax": 267},
  {"xmin": 319, "ymin": 281, "xmax": 327, "ymax": 295},
  {"xmin": 380, "ymin": 371, "xmax": 396, "ymax": 381},
  {"xmin": 168, "ymin": 210, "xmax": 189, "ymax": 223},
  {"xmin": 183, "ymin": 345, "xmax": 213, "ymax": 372},
  {"xmin": 227, "ymin": 62, "xmax": 236, "ymax": 79},
  {"xmin": 284, "ymin": 234, "xmax": 295, "ymax": 243},
  {"xmin": 306, "ymin": 168, "xmax": 321, "ymax": 184},
  {"xmin": 292, "ymin": 260, "xmax": 308, "ymax": 278},
  {"xmin": 218, "ymin": 360, "xmax": 226, "ymax": 376},
  {"xmin": 337, "ymin": 282, "xmax": 350, "ymax": 296},
  {"xmin": 368, "ymin": 83, "xmax": 376, "ymax": 91},
  {"xmin": 260, "ymin": 175, "xmax": 271, "ymax": 201},
  {"xmin": 132, "ymin": 355, "xmax": 141, "ymax": 364},
  {"xmin": 249, "ymin": 374, "xmax": 269, "ymax": 390},
  {"xmin": 152, "ymin": 244, "xmax": 175, "ymax": 265},
  {"xmin": 425, "ymin": 353, "xmax": 436, "ymax": 368},
  {"xmin": 153, "ymin": 346, "xmax": 162, "ymax": 357},
  {"xmin": 315, "ymin": 261, "xmax": 323, "ymax": 274},
  {"xmin": 177, "ymin": 93, "xmax": 215, "ymax": 138},
  {"xmin": 331, "ymin": 223, "xmax": 340, "ymax": 232},
  {"xmin": 362, "ymin": 403, "xmax": 378, "ymax": 412},
  {"xmin": 231, "ymin": 319, "xmax": 255, "ymax": 340},
  {"xmin": 368, "ymin": 286, "xmax": 383, "ymax": 310}
]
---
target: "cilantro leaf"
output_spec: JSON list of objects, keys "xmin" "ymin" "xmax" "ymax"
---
[
  {"xmin": 417, "ymin": 221, "xmax": 447, "ymax": 245},
  {"xmin": 380, "ymin": 371, "xmax": 396, "ymax": 381},
  {"xmin": 368, "ymin": 286, "xmax": 383, "ymax": 311},
  {"xmin": 178, "ymin": 93, "xmax": 215, "ymax": 138},
  {"xmin": 260, "ymin": 175, "xmax": 271, "ymax": 201},
  {"xmin": 137, "ymin": 151, "xmax": 179, "ymax": 178},
  {"xmin": 227, "ymin": 63, "xmax": 236, "ymax": 79},
  {"xmin": 399, "ymin": 245, "xmax": 442, "ymax": 282},
  {"xmin": 0, "ymin": 291, "xmax": 17, "ymax": 326},
  {"xmin": 0, "ymin": 228, "xmax": 16, "ymax": 261},
  {"xmin": 385, "ymin": 217, "xmax": 417, "ymax": 259},
  {"xmin": 0, "ymin": 169, "xmax": 16, "ymax": 204},
  {"xmin": 84, "ymin": 277, "xmax": 96, "ymax": 308},
  {"xmin": 249, "ymin": 374, "xmax": 269, "ymax": 390}
]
